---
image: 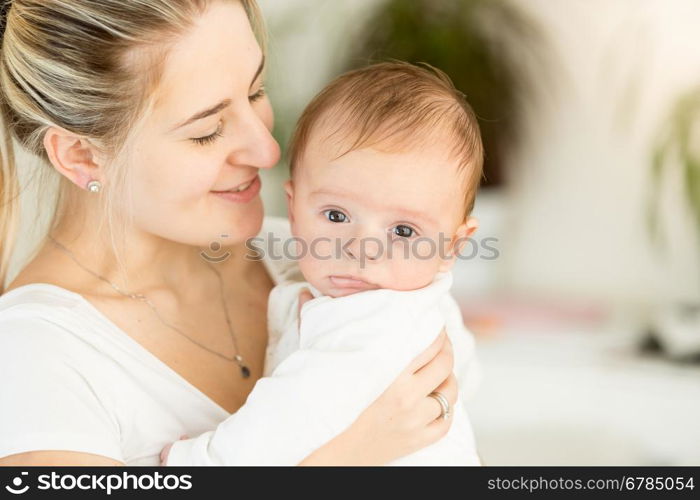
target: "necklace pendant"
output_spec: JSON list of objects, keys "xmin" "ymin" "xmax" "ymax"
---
[{"xmin": 234, "ymin": 355, "xmax": 250, "ymax": 378}]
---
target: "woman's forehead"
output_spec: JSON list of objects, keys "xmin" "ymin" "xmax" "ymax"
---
[{"xmin": 151, "ymin": 1, "xmax": 262, "ymax": 123}]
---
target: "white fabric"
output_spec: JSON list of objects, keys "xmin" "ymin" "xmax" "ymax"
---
[
  {"xmin": 0, "ymin": 216, "xmax": 294, "ymax": 465},
  {"xmin": 0, "ymin": 215, "xmax": 481, "ymax": 466},
  {"xmin": 166, "ymin": 271, "xmax": 481, "ymax": 466}
]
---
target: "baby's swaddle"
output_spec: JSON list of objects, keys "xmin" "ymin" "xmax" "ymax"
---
[{"xmin": 167, "ymin": 271, "xmax": 480, "ymax": 465}]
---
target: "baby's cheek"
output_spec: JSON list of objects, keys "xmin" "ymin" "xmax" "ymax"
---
[
  {"xmin": 302, "ymin": 236, "xmax": 335, "ymax": 265},
  {"xmin": 296, "ymin": 238, "xmax": 334, "ymax": 281},
  {"xmin": 385, "ymin": 243, "xmax": 442, "ymax": 290},
  {"xmin": 297, "ymin": 256, "xmax": 318, "ymax": 282},
  {"xmin": 413, "ymin": 238, "xmax": 440, "ymax": 260}
]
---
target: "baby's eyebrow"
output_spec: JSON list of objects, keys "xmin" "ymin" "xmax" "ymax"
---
[
  {"xmin": 392, "ymin": 208, "xmax": 438, "ymax": 227},
  {"xmin": 310, "ymin": 188, "xmax": 348, "ymax": 199}
]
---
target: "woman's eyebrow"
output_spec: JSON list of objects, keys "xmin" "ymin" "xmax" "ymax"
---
[
  {"xmin": 250, "ymin": 54, "xmax": 265, "ymax": 88},
  {"xmin": 170, "ymin": 55, "xmax": 265, "ymax": 132},
  {"xmin": 172, "ymin": 99, "xmax": 232, "ymax": 131}
]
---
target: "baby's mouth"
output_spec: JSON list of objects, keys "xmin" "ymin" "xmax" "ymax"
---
[{"xmin": 328, "ymin": 275, "xmax": 378, "ymax": 290}]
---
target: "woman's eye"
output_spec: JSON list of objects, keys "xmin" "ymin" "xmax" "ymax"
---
[
  {"xmin": 249, "ymin": 86, "xmax": 266, "ymax": 102},
  {"xmin": 324, "ymin": 209, "xmax": 348, "ymax": 223},
  {"xmin": 393, "ymin": 225, "xmax": 415, "ymax": 238},
  {"xmin": 191, "ymin": 121, "xmax": 223, "ymax": 146}
]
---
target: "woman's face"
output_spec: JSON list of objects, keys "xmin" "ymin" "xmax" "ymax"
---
[{"xmin": 128, "ymin": 0, "xmax": 279, "ymax": 248}]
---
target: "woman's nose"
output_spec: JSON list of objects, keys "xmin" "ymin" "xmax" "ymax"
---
[{"xmin": 226, "ymin": 107, "xmax": 280, "ymax": 170}]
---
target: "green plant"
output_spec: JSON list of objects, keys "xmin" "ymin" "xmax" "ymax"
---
[
  {"xmin": 649, "ymin": 88, "xmax": 700, "ymax": 242},
  {"xmin": 342, "ymin": 0, "xmax": 551, "ymax": 188}
]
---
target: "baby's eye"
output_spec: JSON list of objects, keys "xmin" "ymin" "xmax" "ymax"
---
[
  {"xmin": 323, "ymin": 209, "xmax": 348, "ymax": 223},
  {"xmin": 393, "ymin": 225, "xmax": 415, "ymax": 238}
]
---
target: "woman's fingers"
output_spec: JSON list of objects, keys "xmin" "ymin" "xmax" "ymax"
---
[
  {"xmin": 423, "ymin": 412, "xmax": 453, "ymax": 445},
  {"xmin": 346, "ymin": 329, "xmax": 458, "ymax": 463},
  {"xmin": 160, "ymin": 434, "xmax": 190, "ymax": 465},
  {"xmin": 409, "ymin": 396, "xmax": 456, "ymax": 450},
  {"xmin": 160, "ymin": 443, "xmax": 172, "ymax": 465},
  {"xmin": 404, "ymin": 328, "xmax": 448, "ymax": 375},
  {"xmin": 418, "ymin": 375, "xmax": 458, "ymax": 447},
  {"xmin": 415, "ymin": 373, "xmax": 458, "ymax": 423},
  {"xmin": 433, "ymin": 371, "xmax": 458, "ymax": 407},
  {"xmin": 296, "ymin": 288, "xmax": 314, "ymax": 332},
  {"xmin": 411, "ymin": 334, "xmax": 454, "ymax": 397}
]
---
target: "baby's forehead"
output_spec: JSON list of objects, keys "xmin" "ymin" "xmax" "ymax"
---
[
  {"xmin": 305, "ymin": 116, "xmax": 463, "ymax": 167},
  {"xmin": 300, "ymin": 140, "xmax": 469, "ymax": 224},
  {"xmin": 301, "ymin": 124, "xmax": 469, "ymax": 184}
]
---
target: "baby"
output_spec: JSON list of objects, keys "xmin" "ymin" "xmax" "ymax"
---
[{"xmin": 163, "ymin": 61, "xmax": 484, "ymax": 465}]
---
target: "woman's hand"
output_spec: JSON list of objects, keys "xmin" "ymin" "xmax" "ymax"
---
[
  {"xmin": 160, "ymin": 435, "xmax": 188, "ymax": 466},
  {"xmin": 298, "ymin": 328, "xmax": 456, "ymax": 466}
]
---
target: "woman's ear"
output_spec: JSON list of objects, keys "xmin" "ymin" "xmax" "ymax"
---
[
  {"xmin": 284, "ymin": 179, "xmax": 295, "ymax": 224},
  {"xmin": 438, "ymin": 216, "xmax": 479, "ymax": 273},
  {"xmin": 43, "ymin": 126, "xmax": 105, "ymax": 191}
]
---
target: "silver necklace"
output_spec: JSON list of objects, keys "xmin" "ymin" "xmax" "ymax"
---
[{"xmin": 48, "ymin": 235, "xmax": 251, "ymax": 379}]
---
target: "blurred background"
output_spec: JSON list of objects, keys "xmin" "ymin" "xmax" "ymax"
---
[{"xmin": 258, "ymin": 0, "xmax": 700, "ymax": 465}]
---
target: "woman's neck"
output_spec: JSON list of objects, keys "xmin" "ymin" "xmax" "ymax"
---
[{"xmin": 46, "ymin": 214, "xmax": 250, "ymax": 299}]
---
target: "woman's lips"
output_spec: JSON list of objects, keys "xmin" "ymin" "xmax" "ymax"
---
[
  {"xmin": 211, "ymin": 175, "xmax": 261, "ymax": 203},
  {"xmin": 328, "ymin": 275, "xmax": 378, "ymax": 290}
]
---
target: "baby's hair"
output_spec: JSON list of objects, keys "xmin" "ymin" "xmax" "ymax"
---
[{"xmin": 287, "ymin": 60, "xmax": 484, "ymax": 220}]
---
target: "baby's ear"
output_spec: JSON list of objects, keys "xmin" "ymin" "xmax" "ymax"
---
[
  {"xmin": 452, "ymin": 216, "xmax": 479, "ymax": 256},
  {"xmin": 438, "ymin": 216, "xmax": 479, "ymax": 272},
  {"xmin": 283, "ymin": 179, "xmax": 295, "ymax": 223}
]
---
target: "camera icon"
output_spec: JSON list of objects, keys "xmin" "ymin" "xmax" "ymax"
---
[
  {"xmin": 200, "ymin": 234, "xmax": 232, "ymax": 263},
  {"xmin": 5, "ymin": 472, "xmax": 29, "ymax": 495}
]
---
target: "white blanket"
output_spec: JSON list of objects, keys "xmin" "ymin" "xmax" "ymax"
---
[{"xmin": 167, "ymin": 271, "xmax": 481, "ymax": 465}]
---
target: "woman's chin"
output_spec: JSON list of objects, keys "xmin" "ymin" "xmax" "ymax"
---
[
  {"xmin": 231, "ymin": 199, "xmax": 265, "ymax": 234},
  {"xmin": 187, "ymin": 198, "xmax": 265, "ymax": 249},
  {"xmin": 220, "ymin": 197, "xmax": 265, "ymax": 237}
]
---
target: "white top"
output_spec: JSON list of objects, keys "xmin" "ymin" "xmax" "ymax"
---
[
  {"xmin": 0, "ymin": 216, "xmax": 300, "ymax": 466},
  {"xmin": 166, "ymin": 271, "xmax": 480, "ymax": 465}
]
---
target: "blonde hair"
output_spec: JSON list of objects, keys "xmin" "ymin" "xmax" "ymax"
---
[
  {"xmin": 0, "ymin": 0, "xmax": 265, "ymax": 293},
  {"xmin": 287, "ymin": 61, "xmax": 484, "ymax": 222}
]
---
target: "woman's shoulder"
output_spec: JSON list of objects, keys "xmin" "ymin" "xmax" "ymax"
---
[
  {"xmin": 0, "ymin": 284, "xmax": 88, "ymax": 350},
  {"xmin": 0, "ymin": 284, "xmax": 121, "ymax": 372},
  {"xmin": 0, "ymin": 283, "xmax": 84, "ymax": 327},
  {"xmin": 254, "ymin": 215, "xmax": 305, "ymax": 286},
  {"xmin": 0, "ymin": 282, "xmax": 83, "ymax": 309},
  {"xmin": 0, "ymin": 286, "xmax": 124, "ymax": 462}
]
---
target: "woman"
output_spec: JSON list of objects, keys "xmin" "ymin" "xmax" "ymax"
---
[{"xmin": 0, "ymin": 0, "xmax": 460, "ymax": 465}]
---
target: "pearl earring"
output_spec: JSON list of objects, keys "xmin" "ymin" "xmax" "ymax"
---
[{"xmin": 86, "ymin": 180, "xmax": 102, "ymax": 193}]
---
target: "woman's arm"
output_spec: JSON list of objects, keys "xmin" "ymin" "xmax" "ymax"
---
[
  {"xmin": 0, "ymin": 317, "xmax": 124, "ymax": 465},
  {"xmin": 0, "ymin": 451, "xmax": 124, "ymax": 466},
  {"xmin": 3, "ymin": 327, "xmax": 452, "ymax": 467}
]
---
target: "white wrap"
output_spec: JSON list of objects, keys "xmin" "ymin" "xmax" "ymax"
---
[{"xmin": 167, "ymin": 271, "xmax": 480, "ymax": 465}]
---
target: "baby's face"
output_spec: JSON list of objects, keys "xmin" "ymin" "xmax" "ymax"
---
[{"xmin": 285, "ymin": 134, "xmax": 478, "ymax": 298}]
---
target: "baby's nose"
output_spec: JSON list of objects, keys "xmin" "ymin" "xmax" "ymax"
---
[{"xmin": 345, "ymin": 235, "xmax": 383, "ymax": 262}]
